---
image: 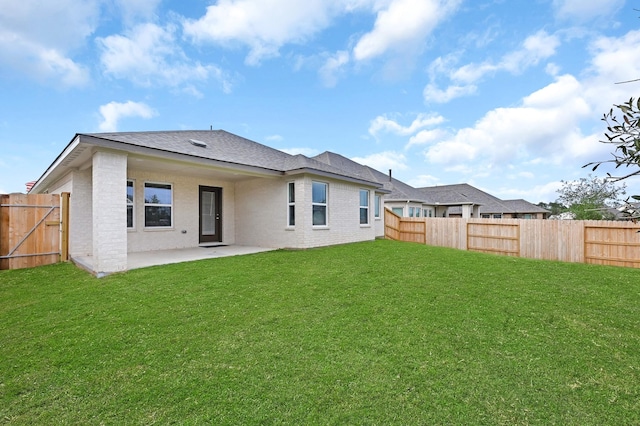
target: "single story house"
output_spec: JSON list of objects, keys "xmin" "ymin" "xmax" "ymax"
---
[
  {"xmin": 30, "ymin": 130, "xmax": 389, "ymax": 276},
  {"xmin": 418, "ymin": 184, "xmax": 549, "ymax": 219},
  {"xmin": 311, "ymin": 152, "xmax": 481, "ymax": 218}
]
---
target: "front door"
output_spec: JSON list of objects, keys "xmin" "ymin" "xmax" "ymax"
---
[{"xmin": 199, "ymin": 186, "xmax": 222, "ymax": 244}]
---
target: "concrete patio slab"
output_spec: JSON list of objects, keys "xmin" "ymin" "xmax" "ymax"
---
[{"xmin": 73, "ymin": 245, "xmax": 277, "ymax": 275}]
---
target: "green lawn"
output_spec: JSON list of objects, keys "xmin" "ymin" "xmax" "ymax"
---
[{"xmin": 1, "ymin": 239, "xmax": 639, "ymax": 425}]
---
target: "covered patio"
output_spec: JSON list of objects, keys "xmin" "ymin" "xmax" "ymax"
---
[{"xmin": 73, "ymin": 245, "xmax": 277, "ymax": 276}]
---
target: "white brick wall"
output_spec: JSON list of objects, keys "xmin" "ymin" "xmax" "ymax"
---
[
  {"xmin": 70, "ymin": 169, "xmax": 93, "ymax": 256},
  {"xmin": 46, "ymin": 169, "xmax": 93, "ymax": 257},
  {"xmin": 235, "ymin": 175, "xmax": 378, "ymax": 249},
  {"xmin": 126, "ymin": 169, "xmax": 236, "ymax": 253},
  {"xmin": 235, "ymin": 177, "xmax": 297, "ymax": 248},
  {"xmin": 298, "ymin": 175, "xmax": 377, "ymax": 248},
  {"xmin": 92, "ymin": 151, "xmax": 128, "ymax": 274}
]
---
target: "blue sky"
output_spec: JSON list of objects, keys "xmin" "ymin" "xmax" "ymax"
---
[{"xmin": 1, "ymin": 0, "xmax": 640, "ymax": 203}]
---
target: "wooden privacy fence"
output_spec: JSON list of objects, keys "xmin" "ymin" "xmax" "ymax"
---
[
  {"xmin": 0, "ymin": 193, "xmax": 69, "ymax": 270},
  {"xmin": 384, "ymin": 209, "xmax": 640, "ymax": 268}
]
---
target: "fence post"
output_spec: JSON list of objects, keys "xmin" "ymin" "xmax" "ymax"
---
[{"xmin": 61, "ymin": 192, "xmax": 70, "ymax": 261}]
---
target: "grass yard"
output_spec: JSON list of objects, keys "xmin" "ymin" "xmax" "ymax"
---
[{"xmin": 1, "ymin": 239, "xmax": 640, "ymax": 425}]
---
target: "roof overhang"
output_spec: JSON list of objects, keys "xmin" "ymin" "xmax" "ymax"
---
[
  {"xmin": 31, "ymin": 133, "xmax": 288, "ymax": 193},
  {"xmin": 285, "ymin": 167, "xmax": 385, "ymax": 190}
]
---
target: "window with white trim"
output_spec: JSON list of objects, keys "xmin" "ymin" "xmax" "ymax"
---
[
  {"xmin": 359, "ymin": 189, "xmax": 369, "ymax": 225},
  {"xmin": 126, "ymin": 180, "xmax": 134, "ymax": 229},
  {"xmin": 287, "ymin": 182, "xmax": 295, "ymax": 227},
  {"xmin": 392, "ymin": 207, "xmax": 403, "ymax": 216},
  {"xmin": 312, "ymin": 181, "xmax": 328, "ymax": 226},
  {"xmin": 374, "ymin": 195, "xmax": 381, "ymax": 219},
  {"xmin": 144, "ymin": 182, "xmax": 173, "ymax": 227}
]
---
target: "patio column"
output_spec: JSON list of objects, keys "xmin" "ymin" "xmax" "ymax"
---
[{"xmin": 92, "ymin": 151, "xmax": 127, "ymax": 276}]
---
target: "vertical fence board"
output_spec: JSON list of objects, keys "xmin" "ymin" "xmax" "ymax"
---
[
  {"xmin": 384, "ymin": 210, "xmax": 640, "ymax": 269},
  {"xmin": 0, "ymin": 195, "xmax": 8, "ymax": 270}
]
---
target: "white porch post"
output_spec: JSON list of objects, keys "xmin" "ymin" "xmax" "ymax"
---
[
  {"xmin": 92, "ymin": 151, "xmax": 127, "ymax": 275},
  {"xmin": 461, "ymin": 204, "xmax": 471, "ymax": 218}
]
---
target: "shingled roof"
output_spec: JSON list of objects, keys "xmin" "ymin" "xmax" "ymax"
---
[
  {"xmin": 77, "ymin": 130, "xmax": 384, "ymax": 186},
  {"xmin": 419, "ymin": 183, "xmax": 548, "ymax": 215},
  {"xmin": 313, "ymin": 151, "xmax": 429, "ymax": 202}
]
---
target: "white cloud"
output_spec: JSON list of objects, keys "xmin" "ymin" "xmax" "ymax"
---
[
  {"xmin": 425, "ymin": 30, "xmax": 560, "ymax": 103},
  {"xmin": 452, "ymin": 30, "xmax": 560, "ymax": 84},
  {"xmin": 113, "ymin": 0, "xmax": 161, "ymax": 25},
  {"xmin": 424, "ymin": 74, "xmax": 595, "ymax": 168},
  {"xmin": 182, "ymin": 0, "xmax": 339, "ymax": 65},
  {"xmin": 182, "ymin": 0, "xmax": 460, "ymax": 72},
  {"xmin": 98, "ymin": 101, "xmax": 157, "ymax": 132},
  {"xmin": 369, "ymin": 113, "xmax": 445, "ymax": 138},
  {"xmin": 552, "ymin": 0, "xmax": 624, "ymax": 22},
  {"xmin": 405, "ymin": 128, "xmax": 449, "ymax": 149},
  {"xmin": 407, "ymin": 174, "xmax": 441, "ymax": 187},
  {"xmin": 586, "ymin": 30, "xmax": 640, "ymax": 97},
  {"xmin": 351, "ymin": 151, "xmax": 408, "ymax": 172},
  {"xmin": 353, "ymin": 0, "xmax": 461, "ymax": 61},
  {"xmin": 319, "ymin": 50, "xmax": 350, "ymax": 87},
  {"xmin": 423, "ymin": 83, "xmax": 476, "ymax": 103},
  {"xmin": 494, "ymin": 181, "xmax": 564, "ymax": 204},
  {"xmin": 98, "ymin": 23, "xmax": 232, "ymax": 93},
  {"xmin": 0, "ymin": 0, "xmax": 98, "ymax": 87},
  {"xmin": 501, "ymin": 30, "xmax": 561, "ymax": 73}
]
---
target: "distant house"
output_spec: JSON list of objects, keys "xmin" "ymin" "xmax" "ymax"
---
[
  {"xmin": 30, "ymin": 130, "xmax": 389, "ymax": 275},
  {"xmin": 418, "ymin": 184, "xmax": 549, "ymax": 219},
  {"xmin": 311, "ymin": 152, "xmax": 481, "ymax": 219}
]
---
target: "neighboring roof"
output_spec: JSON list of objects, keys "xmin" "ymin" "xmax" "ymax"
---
[
  {"xmin": 500, "ymin": 199, "xmax": 550, "ymax": 214},
  {"xmin": 419, "ymin": 183, "xmax": 548, "ymax": 215},
  {"xmin": 33, "ymin": 130, "xmax": 384, "ymax": 192},
  {"xmin": 313, "ymin": 151, "xmax": 436, "ymax": 202}
]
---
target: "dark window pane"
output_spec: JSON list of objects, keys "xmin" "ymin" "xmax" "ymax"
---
[
  {"xmin": 288, "ymin": 182, "xmax": 295, "ymax": 203},
  {"xmin": 289, "ymin": 205, "xmax": 295, "ymax": 226},
  {"xmin": 145, "ymin": 206, "xmax": 172, "ymax": 227},
  {"xmin": 360, "ymin": 207, "xmax": 368, "ymax": 224},
  {"xmin": 312, "ymin": 205, "xmax": 326, "ymax": 226},
  {"xmin": 127, "ymin": 205, "xmax": 133, "ymax": 228}
]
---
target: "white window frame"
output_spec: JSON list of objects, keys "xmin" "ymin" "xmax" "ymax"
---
[
  {"xmin": 493, "ymin": 214, "xmax": 502, "ymax": 219},
  {"xmin": 287, "ymin": 181, "xmax": 295, "ymax": 227},
  {"xmin": 392, "ymin": 207, "xmax": 403, "ymax": 216},
  {"xmin": 359, "ymin": 189, "xmax": 370, "ymax": 225},
  {"xmin": 144, "ymin": 181, "xmax": 173, "ymax": 228},
  {"xmin": 374, "ymin": 194, "xmax": 381, "ymax": 219},
  {"xmin": 127, "ymin": 180, "xmax": 135, "ymax": 229},
  {"xmin": 312, "ymin": 181, "xmax": 328, "ymax": 227}
]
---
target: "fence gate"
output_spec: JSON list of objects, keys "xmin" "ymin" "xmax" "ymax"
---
[{"xmin": 0, "ymin": 193, "xmax": 69, "ymax": 270}]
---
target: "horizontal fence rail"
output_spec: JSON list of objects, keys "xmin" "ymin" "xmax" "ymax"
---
[{"xmin": 384, "ymin": 209, "xmax": 640, "ymax": 268}]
